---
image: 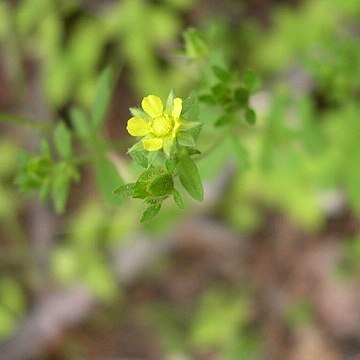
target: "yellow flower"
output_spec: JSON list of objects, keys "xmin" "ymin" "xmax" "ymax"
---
[{"xmin": 126, "ymin": 94, "xmax": 182, "ymax": 153}]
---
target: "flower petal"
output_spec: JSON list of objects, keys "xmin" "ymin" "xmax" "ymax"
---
[
  {"xmin": 126, "ymin": 117, "xmax": 150, "ymax": 136},
  {"xmin": 142, "ymin": 138, "xmax": 163, "ymax": 151},
  {"xmin": 172, "ymin": 97, "xmax": 182, "ymax": 119},
  {"xmin": 141, "ymin": 95, "xmax": 164, "ymax": 118},
  {"xmin": 172, "ymin": 118, "xmax": 181, "ymax": 138}
]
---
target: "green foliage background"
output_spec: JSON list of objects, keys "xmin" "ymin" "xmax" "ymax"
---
[{"xmin": 0, "ymin": 0, "xmax": 360, "ymax": 358}]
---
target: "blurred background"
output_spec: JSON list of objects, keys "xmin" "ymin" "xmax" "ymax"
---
[{"xmin": 1, "ymin": 0, "xmax": 360, "ymax": 359}]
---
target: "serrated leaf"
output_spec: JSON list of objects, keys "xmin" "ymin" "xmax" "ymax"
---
[
  {"xmin": 182, "ymin": 91, "xmax": 199, "ymax": 120},
  {"xmin": 137, "ymin": 167, "xmax": 165, "ymax": 183},
  {"xmin": 181, "ymin": 121, "xmax": 203, "ymax": 141},
  {"xmin": 147, "ymin": 151, "xmax": 159, "ymax": 166},
  {"xmin": 127, "ymin": 141, "xmax": 145, "ymax": 153},
  {"xmin": 132, "ymin": 182, "xmax": 149, "ymax": 199},
  {"xmin": 141, "ymin": 204, "xmax": 161, "ymax": 223},
  {"xmin": 95, "ymin": 157, "xmax": 124, "ymax": 205},
  {"xmin": 177, "ymin": 131, "xmax": 196, "ymax": 147},
  {"xmin": 129, "ymin": 150, "xmax": 148, "ymax": 168},
  {"xmin": 70, "ymin": 107, "xmax": 92, "ymax": 140},
  {"xmin": 54, "ymin": 122, "xmax": 72, "ymax": 159},
  {"xmin": 177, "ymin": 154, "xmax": 204, "ymax": 201},
  {"xmin": 165, "ymin": 158, "xmax": 176, "ymax": 174},
  {"xmin": 245, "ymin": 107, "xmax": 256, "ymax": 125},
  {"xmin": 163, "ymin": 138, "xmax": 173, "ymax": 158},
  {"xmin": 188, "ymin": 124, "xmax": 203, "ymax": 142},
  {"xmin": 148, "ymin": 173, "xmax": 174, "ymax": 197},
  {"xmin": 91, "ymin": 67, "xmax": 113, "ymax": 130},
  {"xmin": 113, "ymin": 183, "xmax": 135, "ymax": 198},
  {"xmin": 173, "ymin": 190, "xmax": 185, "ymax": 209}
]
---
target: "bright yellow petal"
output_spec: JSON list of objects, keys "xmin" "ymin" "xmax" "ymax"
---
[
  {"xmin": 126, "ymin": 117, "xmax": 150, "ymax": 136},
  {"xmin": 172, "ymin": 97, "xmax": 182, "ymax": 119},
  {"xmin": 142, "ymin": 138, "xmax": 163, "ymax": 151},
  {"xmin": 172, "ymin": 118, "xmax": 181, "ymax": 138},
  {"xmin": 141, "ymin": 95, "xmax": 163, "ymax": 118}
]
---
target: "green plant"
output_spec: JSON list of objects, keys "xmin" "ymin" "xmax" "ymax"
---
[{"xmin": 2, "ymin": 29, "xmax": 257, "ymax": 223}]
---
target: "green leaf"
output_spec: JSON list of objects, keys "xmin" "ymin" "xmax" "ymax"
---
[
  {"xmin": 212, "ymin": 66, "xmax": 232, "ymax": 83},
  {"xmin": 16, "ymin": 151, "xmax": 51, "ymax": 193},
  {"xmin": 52, "ymin": 164, "xmax": 70, "ymax": 214},
  {"xmin": 70, "ymin": 107, "xmax": 92, "ymax": 140},
  {"xmin": 127, "ymin": 141, "xmax": 145, "ymax": 153},
  {"xmin": 211, "ymin": 83, "xmax": 229, "ymax": 103},
  {"xmin": 177, "ymin": 131, "xmax": 196, "ymax": 147},
  {"xmin": 131, "ymin": 167, "xmax": 174, "ymax": 201},
  {"xmin": 224, "ymin": 103, "xmax": 237, "ymax": 113},
  {"xmin": 245, "ymin": 107, "xmax": 256, "ymax": 125},
  {"xmin": 215, "ymin": 114, "xmax": 233, "ymax": 127},
  {"xmin": 149, "ymin": 151, "xmax": 160, "ymax": 166},
  {"xmin": 129, "ymin": 150, "xmax": 148, "ymax": 168},
  {"xmin": 132, "ymin": 182, "xmax": 149, "ymax": 199},
  {"xmin": 243, "ymin": 69, "xmax": 259, "ymax": 92},
  {"xmin": 129, "ymin": 107, "xmax": 150, "ymax": 120},
  {"xmin": 177, "ymin": 154, "xmax": 204, "ymax": 201},
  {"xmin": 182, "ymin": 91, "xmax": 199, "ymax": 120},
  {"xmin": 199, "ymin": 94, "xmax": 216, "ymax": 104},
  {"xmin": 141, "ymin": 204, "xmax": 161, "ymax": 223},
  {"xmin": 165, "ymin": 157, "xmax": 176, "ymax": 174},
  {"xmin": 165, "ymin": 89, "xmax": 175, "ymax": 113},
  {"xmin": 183, "ymin": 28, "xmax": 208, "ymax": 59},
  {"xmin": 163, "ymin": 138, "xmax": 173, "ymax": 158},
  {"xmin": 188, "ymin": 148, "xmax": 202, "ymax": 156},
  {"xmin": 54, "ymin": 122, "xmax": 72, "ymax": 159},
  {"xmin": 39, "ymin": 177, "xmax": 51, "ymax": 201},
  {"xmin": 91, "ymin": 67, "xmax": 113, "ymax": 130},
  {"xmin": 95, "ymin": 157, "xmax": 124, "ymax": 205},
  {"xmin": 113, "ymin": 183, "xmax": 135, "ymax": 198},
  {"xmin": 181, "ymin": 121, "xmax": 203, "ymax": 141},
  {"xmin": 148, "ymin": 173, "xmax": 174, "ymax": 197},
  {"xmin": 138, "ymin": 167, "xmax": 165, "ymax": 183},
  {"xmin": 234, "ymin": 87, "xmax": 249, "ymax": 107},
  {"xmin": 173, "ymin": 190, "xmax": 185, "ymax": 209}
]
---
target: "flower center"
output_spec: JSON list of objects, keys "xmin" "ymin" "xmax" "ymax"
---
[{"xmin": 151, "ymin": 115, "xmax": 173, "ymax": 137}]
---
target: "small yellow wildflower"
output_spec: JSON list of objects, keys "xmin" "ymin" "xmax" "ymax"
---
[{"xmin": 126, "ymin": 95, "xmax": 182, "ymax": 153}]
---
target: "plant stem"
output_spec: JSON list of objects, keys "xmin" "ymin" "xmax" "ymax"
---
[{"xmin": 0, "ymin": 113, "xmax": 53, "ymax": 132}]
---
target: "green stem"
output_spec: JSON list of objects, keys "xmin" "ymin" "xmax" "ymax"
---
[{"xmin": 0, "ymin": 113, "xmax": 53, "ymax": 132}]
